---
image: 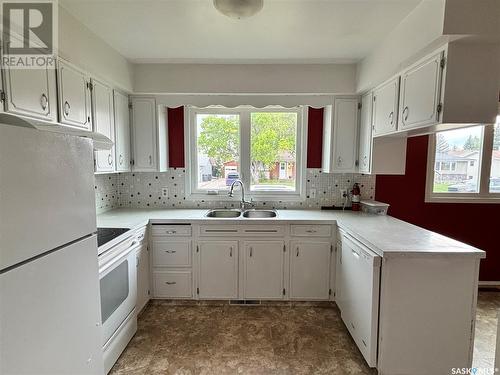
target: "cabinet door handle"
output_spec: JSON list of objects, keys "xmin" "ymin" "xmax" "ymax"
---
[
  {"xmin": 305, "ymin": 229, "xmax": 317, "ymax": 233},
  {"xmin": 119, "ymin": 154, "xmax": 123, "ymax": 165},
  {"xmin": 149, "ymin": 155, "xmax": 152, "ymax": 165},
  {"xmin": 40, "ymin": 93, "xmax": 48, "ymax": 110},
  {"xmin": 229, "ymin": 246, "xmax": 233, "ymax": 257},
  {"xmin": 165, "ymin": 250, "xmax": 176, "ymax": 254},
  {"xmin": 108, "ymin": 154, "xmax": 113, "ymax": 166},
  {"xmin": 363, "ymin": 155, "xmax": 368, "ymax": 166},
  {"xmin": 337, "ymin": 156, "xmax": 342, "ymax": 166},
  {"xmin": 165, "ymin": 281, "xmax": 177, "ymax": 285},
  {"xmin": 165, "ymin": 230, "xmax": 177, "ymax": 234},
  {"xmin": 137, "ymin": 233, "xmax": 145, "ymax": 241},
  {"xmin": 403, "ymin": 106, "xmax": 409, "ymax": 121},
  {"xmin": 296, "ymin": 247, "xmax": 299, "ymax": 257},
  {"xmin": 64, "ymin": 101, "xmax": 70, "ymax": 116},
  {"xmin": 389, "ymin": 111, "xmax": 394, "ymax": 125},
  {"xmin": 249, "ymin": 247, "xmax": 253, "ymax": 257}
]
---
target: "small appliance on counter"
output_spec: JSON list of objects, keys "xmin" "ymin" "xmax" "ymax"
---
[{"xmin": 360, "ymin": 200, "xmax": 390, "ymax": 215}]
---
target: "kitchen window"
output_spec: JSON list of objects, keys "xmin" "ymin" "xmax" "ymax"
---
[
  {"xmin": 426, "ymin": 115, "xmax": 500, "ymax": 203},
  {"xmin": 185, "ymin": 106, "xmax": 306, "ymax": 200}
]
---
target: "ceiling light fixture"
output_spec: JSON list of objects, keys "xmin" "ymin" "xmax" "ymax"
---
[{"xmin": 213, "ymin": 0, "xmax": 264, "ymax": 19}]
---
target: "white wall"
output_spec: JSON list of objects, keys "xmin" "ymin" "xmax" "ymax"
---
[
  {"xmin": 58, "ymin": 6, "xmax": 134, "ymax": 92},
  {"xmin": 356, "ymin": 0, "xmax": 447, "ymax": 93},
  {"xmin": 133, "ymin": 63, "xmax": 357, "ymax": 94}
]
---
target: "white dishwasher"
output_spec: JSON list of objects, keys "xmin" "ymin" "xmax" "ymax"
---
[{"xmin": 340, "ymin": 232, "xmax": 381, "ymax": 367}]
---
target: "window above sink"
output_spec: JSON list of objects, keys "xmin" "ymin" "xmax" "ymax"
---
[{"xmin": 185, "ymin": 106, "xmax": 307, "ymax": 201}]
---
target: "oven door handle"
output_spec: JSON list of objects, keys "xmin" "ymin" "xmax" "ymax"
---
[{"xmin": 99, "ymin": 242, "xmax": 138, "ymax": 276}]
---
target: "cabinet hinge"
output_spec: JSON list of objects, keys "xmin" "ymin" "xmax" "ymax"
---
[
  {"xmin": 130, "ymin": 159, "xmax": 135, "ymax": 166},
  {"xmin": 373, "ymin": 96, "xmax": 376, "ymax": 102},
  {"xmin": 0, "ymin": 90, "xmax": 5, "ymax": 102},
  {"xmin": 358, "ymin": 102, "xmax": 362, "ymax": 110},
  {"xmin": 329, "ymin": 289, "xmax": 332, "ymax": 296},
  {"xmin": 87, "ymin": 82, "xmax": 94, "ymax": 91},
  {"xmin": 93, "ymin": 158, "xmax": 96, "ymax": 168},
  {"xmin": 196, "ymin": 245, "xmax": 199, "ymax": 253},
  {"xmin": 282, "ymin": 288, "xmax": 286, "ymax": 296},
  {"xmin": 147, "ymin": 290, "xmax": 150, "ymax": 296},
  {"xmin": 437, "ymin": 103, "xmax": 443, "ymax": 114},
  {"xmin": 128, "ymin": 103, "xmax": 133, "ymax": 109},
  {"xmin": 196, "ymin": 287, "xmax": 200, "ymax": 295},
  {"xmin": 283, "ymin": 244, "xmax": 286, "ymax": 253},
  {"xmin": 330, "ymin": 244, "xmax": 333, "ymax": 253},
  {"xmin": 355, "ymin": 160, "xmax": 359, "ymax": 167},
  {"xmin": 440, "ymin": 57, "xmax": 446, "ymax": 69}
]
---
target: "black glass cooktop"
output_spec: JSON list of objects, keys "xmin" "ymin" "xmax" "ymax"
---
[{"xmin": 97, "ymin": 227, "xmax": 130, "ymax": 247}]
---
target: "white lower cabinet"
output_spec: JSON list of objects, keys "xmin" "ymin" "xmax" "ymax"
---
[
  {"xmin": 243, "ymin": 241, "xmax": 285, "ymax": 300},
  {"xmin": 153, "ymin": 271, "xmax": 192, "ymax": 298},
  {"xmin": 136, "ymin": 243, "xmax": 150, "ymax": 313},
  {"xmin": 197, "ymin": 241, "xmax": 238, "ymax": 299},
  {"xmin": 290, "ymin": 241, "xmax": 331, "ymax": 300}
]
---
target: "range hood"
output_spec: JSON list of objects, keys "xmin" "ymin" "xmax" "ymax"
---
[{"xmin": 0, "ymin": 112, "xmax": 113, "ymax": 150}]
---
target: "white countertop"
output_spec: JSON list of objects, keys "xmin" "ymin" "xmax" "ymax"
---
[{"xmin": 96, "ymin": 208, "xmax": 485, "ymax": 258}]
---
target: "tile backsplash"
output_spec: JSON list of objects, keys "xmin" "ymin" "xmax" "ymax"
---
[{"xmin": 95, "ymin": 169, "xmax": 376, "ymax": 214}]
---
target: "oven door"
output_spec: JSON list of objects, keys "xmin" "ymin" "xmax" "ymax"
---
[{"xmin": 99, "ymin": 241, "xmax": 137, "ymax": 346}]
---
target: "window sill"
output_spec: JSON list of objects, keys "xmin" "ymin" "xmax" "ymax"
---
[{"xmin": 425, "ymin": 195, "xmax": 500, "ymax": 204}]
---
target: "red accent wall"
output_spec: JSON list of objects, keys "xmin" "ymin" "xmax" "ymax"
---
[
  {"xmin": 375, "ymin": 135, "xmax": 498, "ymax": 281},
  {"xmin": 307, "ymin": 107, "xmax": 324, "ymax": 168},
  {"xmin": 167, "ymin": 107, "xmax": 185, "ymax": 168},
  {"xmin": 166, "ymin": 106, "xmax": 325, "ymax": 169}
]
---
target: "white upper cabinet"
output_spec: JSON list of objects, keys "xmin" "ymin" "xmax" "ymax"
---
[
  {"xmin": 57, "ymin": 59, "xmax": 92, "ymax": 130},
  {"xmin": 243, "ymin": 241, "xmax": 284, "ymax": 300},
  {"xmin": 198, "ymin": 241, "xmax": 238, "ymax": 299},
  {"xmin": 399, "ymin": 51, "xmax": 444, "ymax": 130},
  {"xmin": 92, "ymin": 79, "xmax": 115, "ymax": 173},
  {"xmin": 372, "ymin": 77, "xmax": 399, "ymax": 136},
  {"xmin": 113, "ymin": 90, "xmax": 131, "ymax": 172},
  {"xmin": 358, "ymin": 92, "xmax": 373, "ymax": 174},
  {"xmin": 290, "ymin": 241, "xmax": 331, "ymax": 300},
  {"xmin": 2, "ymin": 65, "xmax": 57, "ymax": 122},
  {"xmin": 322, "ymin": 97, "xmax": 359, "ymax": 173},
  {"xmin": 131, "ymin": 97, "xmax": 157, "ymax": 171}
]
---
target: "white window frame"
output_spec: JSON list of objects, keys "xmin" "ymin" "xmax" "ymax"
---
[
  {"xmin": 185, "ymin": 105, "xmax": 307, "ymax": 201},
  {"xmin": 425, "ymin": 122, "xmax": 500, "ymax": 203}
]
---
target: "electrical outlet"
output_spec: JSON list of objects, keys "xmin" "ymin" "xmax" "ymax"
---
[
  {"xmin": 309, "ymin": 188, "xmax": 316, "ymax": 198},
  {"xmin": 340, "ymin": 189, "xmax": 347, "ymax": 199},
  {"xmin": 161, "ymin": 187, "xmax": 169, "ymax": 197}
]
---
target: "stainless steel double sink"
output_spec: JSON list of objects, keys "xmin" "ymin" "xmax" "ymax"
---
[{"xmin": 205, "ymin": 209, "xmax": 277, "ymax": 218}]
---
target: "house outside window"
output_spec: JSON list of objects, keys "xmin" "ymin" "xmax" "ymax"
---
[
  {"xmin": 185, "ymin": 106, "xmax": 306, "ymax": 200},
  {"xmin": 426, "ymin": 115, "xmax": 500, "ymax": 202}
]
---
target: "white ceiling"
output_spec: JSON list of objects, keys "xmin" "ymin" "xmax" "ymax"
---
[{"xmin": 60, "ymin": 0, "xmax": 421, "ymax": 64}]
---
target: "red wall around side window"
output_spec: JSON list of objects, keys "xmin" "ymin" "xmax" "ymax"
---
[
  {"xmin": 166, "ymin": 106, "xmax": 325, "ymax": 169},
  {"xmin": 375, "ymin": 135, "xmax": 499, "ymax": 282}
]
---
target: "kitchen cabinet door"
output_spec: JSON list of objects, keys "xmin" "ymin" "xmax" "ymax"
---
[
  {"xmin": 136, "ymin": 243, "xmax": 150, "ymax": 313},
  {"xmin": 198, "ymin": 241, "xmax": 238, "ymax": 299},
  {"xmin": 335, "ymin": 238, "xmax": 343, "ymax": 311},
  {"xmin": 399, "ymin": 51, "xmax": 444, "ymax": 130},
  {"xmin": 333, "ymin": 98, "xmax": 359, "ymax": 172},
  {"xmin": 58, "ymin": 59, "xmax": 92, "ymax": 129},
  {"xmin": 372, "ymin": 77, "xmax": 399, "ymax": 136},
  {"xmin": 290, "ymin": 241, "xmax": 331, "ymax": 300},
  {"xmin": 114, "ymin": 90, "xmax": 131, "ymax": 172},
  {"xmin": 358, "ymin": 92, "xmax": 373, "ymax": 174},
  {"xmin": 244, "ymin": 241, "xmax": 284, "ymax": 300},
  {"xmin": 92, "ymin": 79, "xmax": 115, "ymax": 173},
  {"xmin": 2, "ymin": 54, "xmax": 57, "ymax": 121},
  {"xmin": 131, "ymin": 97, "xmax": 157, "ymax": 171}
]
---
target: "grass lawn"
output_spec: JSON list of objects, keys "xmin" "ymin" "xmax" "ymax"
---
[
  {"xmin": 257, "ymin": 179, "xmax": 295, "ymax": 187},
  {"xmin": 433, "ymin": 183, "xmax": 452, "ymax": 192}
]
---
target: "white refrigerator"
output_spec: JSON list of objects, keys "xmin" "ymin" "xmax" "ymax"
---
[{"xmin": 0, "ymin": 125, "xmax": 104, "ymax": 374}]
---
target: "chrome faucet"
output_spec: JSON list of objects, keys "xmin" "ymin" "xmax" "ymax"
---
[{"xmin": 228, "ymin": 179, "xmax": 253, "ymax": 210}]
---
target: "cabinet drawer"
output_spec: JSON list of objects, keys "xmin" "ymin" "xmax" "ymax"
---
[
  {"xmin": 291, "ymin": 225, "xmax": 332, "ymax": 237},
  {"xmin": 153, "ymin": 271, "xmax": 192, "ymax": 298},
  {"xmin": 152, "ymin": 240, "xmax": 191, "ymax": 267},
  {"xmin": 242, "ymin": 225, "xmax": 285, "ymax": 236},
  {"xmin": 199, "ymin": 225, "xmax": 240, "ymax": 236},
  {"xmin": 151, "ymin": 224, "xmax": 191, "ymax": 237}
]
